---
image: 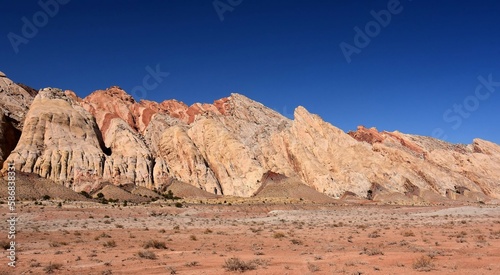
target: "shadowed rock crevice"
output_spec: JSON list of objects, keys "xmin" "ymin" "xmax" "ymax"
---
[
  {"xmin": 92, "ymin": 120, "xmax": 111, "ymax": 156},
  {"xmin": 0, "ymin": 112, "xmax": 22, "ymax": 167}
]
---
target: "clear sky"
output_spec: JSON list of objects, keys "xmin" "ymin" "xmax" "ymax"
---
[{"xmin": 2, "ymin": 0, "xmax": 499, "ymax": 144}]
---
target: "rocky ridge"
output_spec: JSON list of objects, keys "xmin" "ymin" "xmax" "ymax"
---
[{"xmin": 1, "ymin": 72, "xmax": 499, "ymax": 201}]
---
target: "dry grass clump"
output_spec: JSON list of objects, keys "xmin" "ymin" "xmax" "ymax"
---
[
  {"xmin": 361, "ymin": 247, "xmax": 384, "ymax": 256},
  {"xmin": 368, "ymin": 230, "xmax": 381, "ymax": 238},
  {"xmin": 137, "ymin": 250, "xmax": 157, "ymax": 260},
  {"xmin": 43, "ymin": 262, "xmax": 63, "ymax": 274},
  {"xmin": 223, "ymin": 257, "xmax": 257, "ymax": 272},
  {"xmin": 402, "ymin": 230, "xmax": 416, "ymax": 237},
  {"xmin": 273, "ymin": 232, "xmax": 286, "ymax": 239},
  {"xmin": 290, "ymin": 239, "xmax": 303, "ymax": 245},
  {"xmin": 307, "ymin": 262, "xmax": 320, "ymax": 272},
  {"xmin": 143, "ymin": 239, "xmax": 167, "ymax": 249},
  {"xmin": 412, "ymin": 255, "xmax": 435, "ymax": 271},
  {"xmin": 103, "ymin": 240, "xmax": 117, "ymax": 248},
  {"xmin": 185, "ymin": 261, "xmax": 200, "ymax": 267}
]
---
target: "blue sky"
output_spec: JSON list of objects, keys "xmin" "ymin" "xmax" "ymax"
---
[{"xmin": 1, "ymin": 0, "xmax": 499, "ymax": 144}]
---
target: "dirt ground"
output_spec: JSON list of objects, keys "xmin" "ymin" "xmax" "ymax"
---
[{"xmin": 1, "ymin": 201, "xmax": 500, "ymax": 274}]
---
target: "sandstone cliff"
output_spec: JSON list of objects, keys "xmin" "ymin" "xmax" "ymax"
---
[
  {"xmin": 3, "ymin": 88, "xmax": 109, "ymax": 191},
  {"xmin": 1, "ymin": 73, "xmax": 499, "ymax": 201},
  {"xmin": 0, "ymin": 72, "xmax": 36, "ymax": 167}
]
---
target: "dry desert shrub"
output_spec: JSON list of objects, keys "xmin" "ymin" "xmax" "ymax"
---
[
  {"xmin": 30, "ymin": 260, "xmax": 41, "ymax": 268},
  {"xmin": 43, "ymin": 262, "xmax": 63, "ymax": 274},
  {"xmin": 95, "ymin": 232, "xmax": 111, "ymax": 240},
  {"xmin": 166, "ymin": 266, "xmax": 177, "ymax": 274},
  {"xmin": 137, "ymin": 250, "xmax": 157, "ymax": 260},
  {"xmin": 307, "ymin": 262, "xmax": 320, "ymax": 272},
  {"xmin": 273, "ymin": 232, "xmax": 286, "ymax": 239},
  {"xmin": 185, "ymin": 261, "xmax": 200, "ymax": 267},
  {"xmin": 361, "ymin": 247, "xmax": 384, "ymax": 256},
  {"xmin": 249, "ymin": 227, "xmax": 262, "ymax": 233},
  {"xmin": 223, "ymin": 257, "xmax": 257, "ymax": 272},
  {"xmin": 290, "ymin": 239, "xmax": 303, "ymax": 245},
  {"xmin": 103, "ymin": 240, "xmax": 116, "ymax": 248},
  {"xmin": 402, "ymin": 230, "xmax": 416, "ymax": 237},
  {"xmin": 49, "ymin": 241, "xmax": 67, "ymax": 247},
  {"xmin": 143, "ymin": 239, "xmax": 167, "ymax": 249},
  {"xmin": 412, "ymin": 255, "xmax": 435, "ymax": 272},
  {"xmin": 368, "ymin": 230, "xmax": 381, "ymax": 238}
]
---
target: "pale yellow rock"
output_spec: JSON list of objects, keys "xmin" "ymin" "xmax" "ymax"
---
[
  {"xmin": 188, "ymin": 116, "xmax": 264, "ymax": 196},
  {"xmin": 276, "ymin": 106, "xmax": 378, "ymax": 197},
  {"xmin": 157, "ymin": 125, "xmax": 220, "ymax": 193},
  {"xmin": 101, "ymin": 117, "xmax": 154, "ymax": 188},
  {"xmin": 2, "ymin": 88, "xmax": 107, "ymax": 191}
]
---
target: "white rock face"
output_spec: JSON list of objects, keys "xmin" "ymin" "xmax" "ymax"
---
[
  {"xmin": 188, "ymin": 116, "xmax": 264, "ymax": 196},
  {"xmin": 101, "ymin": 117, "xmax": 154, "ymax": 188},
  {"xmin": 157, "ymin": 124, "xmax": 220, "ymax": 193},
  {"xmin": 2, "ymin": 88, "xmax": 107, "ymax": 191}
]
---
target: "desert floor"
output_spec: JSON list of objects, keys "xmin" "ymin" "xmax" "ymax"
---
[{"xmin": 1, "ymin": 201, "xmax": 500, "ymax": 275}]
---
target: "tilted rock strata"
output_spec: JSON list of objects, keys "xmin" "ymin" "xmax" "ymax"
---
[
  {"xmin": 1, "ymin": 72, "xmax": 499, "ymax": 200},
  {"xmin": 348, "ymin": 126, "xmax": 500, "ymax": 199},
  {"xmin": 100, "ymin": 117, "xmax": 154, "ymax": 188},
  {"xmin": 157, "ymin": 125, "xmax": 221, "ymax": 193},
  {"xmin": 188, "ymin": 117, "xmax": 264, "ymax": 197}
]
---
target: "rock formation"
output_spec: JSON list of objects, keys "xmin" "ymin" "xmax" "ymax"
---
[
  {"xmin": 0, "ymin": 72, "xmax": 36, "ymax": 167},
  {"xmin": 1, "ymin": 72, "xmax": 500, "ymax": 202},
  {"xmin": 4, "ymin": 88, "xmax": 108, "ymax": 191}
]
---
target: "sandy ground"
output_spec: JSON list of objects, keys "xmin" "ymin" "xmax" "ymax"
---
[{"xmin": 1, "ymin": 201, "xmax": 500, "ymax": 275}]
